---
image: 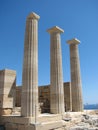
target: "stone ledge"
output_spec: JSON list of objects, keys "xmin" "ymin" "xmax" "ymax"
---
[
  {"xmin": 5, "ymin": 120, "xmax": 66, "ymax": 130},
  {"xmin": 0, "ymin": 116, "xmax": 31, "ymax": 125},
  {"xmin": 0, "ymin": 114, "xmax": 63, "ymax": 124}
]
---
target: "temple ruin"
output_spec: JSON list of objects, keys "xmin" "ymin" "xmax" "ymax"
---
[{"xmin": 0, "ymin": 12, "xmax": 83, "ymax": 130}]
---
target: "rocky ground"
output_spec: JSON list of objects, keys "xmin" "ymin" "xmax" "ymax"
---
[{"xmin": 63, "ymin": 110, "xmax": 98, "ymax": 130}]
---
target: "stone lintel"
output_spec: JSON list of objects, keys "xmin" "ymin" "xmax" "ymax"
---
[
  {"xmin": 67, "ymin": 38, "xmax": 80, "ymax": 45},
  {"xmin": 47, "ymin": 26, "xmax": 64, "ymax": 34},
  {"xmin": 27, "ymin": 12, "xmax": 40, "ymax": 20}
]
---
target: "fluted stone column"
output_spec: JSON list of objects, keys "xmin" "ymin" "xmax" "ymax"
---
[
  {"xmin": 47, "ymin": 26, "xmax": 65, "ymax": 114},
  {"xmin": 67, "ymin": 38, "xmax": 83, "ymax": 111},
  {"xmin": 21, "ymin": 12, "xmax": 40, "ymax": 117}
]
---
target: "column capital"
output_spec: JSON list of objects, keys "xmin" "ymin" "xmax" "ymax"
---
[
  {"xmin": 67, "ymin": 38, "xmax": 80, "ymax": 45},
  {"xmin": 27, "ymin": 12, "xmax": 40, "ymax": 20},
  {"xmin": 47, "ymin": 26, "xmax": 64, "ymax": 34}
]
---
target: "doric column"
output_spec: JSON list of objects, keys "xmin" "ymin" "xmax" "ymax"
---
[
  {"xmin": 47, "ymin": 26, "xmax": 65, "ymax": 114},
  {"xmin": 21, "ymin": 12, "xmax": 40, "ymax": 117},
  {"xmin": 67, "ymin": 38, "xmax": 83, "ymax": 111}
]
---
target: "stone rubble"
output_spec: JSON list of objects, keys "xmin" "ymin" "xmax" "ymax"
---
[{"xmin": 69, "ymin": 111, "xmax": 98, "ymax": 130}]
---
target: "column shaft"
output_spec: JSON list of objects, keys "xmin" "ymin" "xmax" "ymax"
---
[
  {"xmin": 67, "ymin": 38, "xmax": 83, "ymax": 111},
  {"xmin": 47, "ymin": 26, "xmax": 65, "ymax": 114},
  {"xmin": 21, "ymin": 13, "xmax": 40, "ymax": 117}
]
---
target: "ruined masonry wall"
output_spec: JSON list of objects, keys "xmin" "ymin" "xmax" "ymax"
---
[
  {"xmin": 16, "ymin": 82, "xmax": 72, "ymax": 112},
  {"xmin": 0, "ymin": 69, "xmax": 16, "ymax": 115}
]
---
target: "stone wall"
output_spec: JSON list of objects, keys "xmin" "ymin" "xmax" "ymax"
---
[
  {"xmin": 64, "ymin": 82, "xmax": 72, "ymax": 111},
  {"xmin": 39, "ymin": 85, "xmax": 50, "ymax": 113},
  {"xmin": 0, "ymin": 70, "xmax": 4, "ymax": 109},
  {"xmin": 15, "ymin": 86, "xmax": 21, "ymax": 107},
  {"xmin": 16, "ymin": 82, "xmax": 72, "ymax": 112},
  {"xmin": 0, "ymin": 69, "xmax": 71, "ymax": 114},
  {"xmin": 0, "ymin": 69, "xmax": 16, "ymax": 115}
]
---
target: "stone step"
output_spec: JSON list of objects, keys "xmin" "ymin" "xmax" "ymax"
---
[
  {"xmin": 35, "ymin": 114, "xmax": 63, "ymax": 123},
  {"xmin": 31, "ymin": 120, "xmax": 66, "ymax": 130}
]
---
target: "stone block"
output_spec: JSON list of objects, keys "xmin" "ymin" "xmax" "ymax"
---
[
  {"xmin": 0, "ymin": 69, "xmax": 16, "ymax": 111},
  {"xmin": 0, "ymin": 108, "xmax": 12, "ymax": 115}
]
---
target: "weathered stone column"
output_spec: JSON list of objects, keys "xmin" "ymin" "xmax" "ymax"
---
[
  {"xmin": 67, "ymin": 38, "xmax": 83, "ymax": 111},
  {"xmin": 47, "ymin": 26, "xmax": 65, "ymax": 114},
  {"xmin": 21, "ymin": 12, "xmax": 40, "ymax": 117}
]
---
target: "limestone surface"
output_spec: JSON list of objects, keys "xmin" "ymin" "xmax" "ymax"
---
[
  {"xmin": 47, "ymin": 26, "xmax": 65, "ymax": 114},
  {"xmin": 0, "ymin": 69, "xmax": 16, "ymax": 115},
  {"xmin": 21, "ymin": 12, "xmax": 40, "ymax": 117},
  {"xmin": 67, "ymin": 38, "xmax": 83, "ymax": 112}
]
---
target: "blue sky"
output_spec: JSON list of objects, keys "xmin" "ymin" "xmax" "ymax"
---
[{"xmin": 0, "ymin": 0, "xmax": 98, "ymax": 104}]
